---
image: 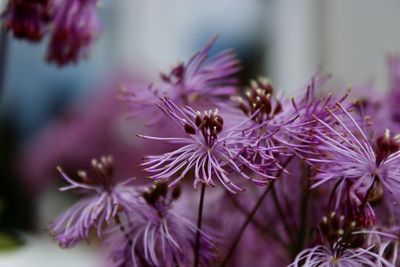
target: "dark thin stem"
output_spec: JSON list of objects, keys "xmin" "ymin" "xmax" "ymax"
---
[
  {"xmin": 219, "ymin": 183, "xmax": 273, "ymax": 267},
  {"xmin": 227, "ymin": 192, "xmax": 288, "ymax": 246},
  {"xmin": 194, "ymin": 183, "xmax": 206, "ymax": 267},
  {"xmin": 270, "ymin": 182, "xmax": 297, "ymax": 244},
  {"xmin": 297, "ymin": 178, "xmax": 311, "ymax": 253},
  {"xmin": 219, "ymin": 156, "xmax": 294, "ymax": 267}
]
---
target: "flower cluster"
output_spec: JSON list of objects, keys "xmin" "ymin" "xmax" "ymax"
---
[
  {"xmin": 2, "ymin": 0, "xmax": 101, "ymax": 66},
  {"xmin": 49, "ymin": 39, "xmax": 400, "ymax": 266}
]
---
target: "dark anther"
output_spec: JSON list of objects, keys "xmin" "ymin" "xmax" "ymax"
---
[
  {"xmin": 172, "ymin": 186, "xmax": 181, "ymax": 200},
  {"xmin": 319, "ymin": 213, "xmax": 364, "ymax": 251},
  {"xmin": 184, "ymin": 123, "xmax": 196, "ymax": 135}
]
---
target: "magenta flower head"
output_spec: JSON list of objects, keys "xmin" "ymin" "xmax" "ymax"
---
[
  {"xmin": 138, "ymin": 98, "xmax": 278, "ymax": 194},
  {"xmin": 47, "ymin": 0, "xmax": 101, "ymax": 66},
  {"xmin": 290, "ymin": 212, "xmax": 395, "ymax": 267},
  {"xmin": 49, "ymin": 155, "xmax": 139, "ymax": 248},
  {"xmin": 107, "ymin": 182, "xmax": 218, "ymax": 267},
  {"xmin": 120, "ymin": 37, "xmax": 241, "ymax": 125},
  {"xmin": 3, "ymin": 0, "xmax": 51, "ymax": 42},
  {"xmin": 304, "ymin": 102, "xmax": 400, "ymax": 206}
]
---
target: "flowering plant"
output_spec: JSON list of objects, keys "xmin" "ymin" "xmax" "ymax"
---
[
  {"xmin": 4, "ymin": 5, "xmax": 400, "ymax": 265},
  {"xmin": 42, "ymin": 35, "xmax": 400, "ymax": 266}
]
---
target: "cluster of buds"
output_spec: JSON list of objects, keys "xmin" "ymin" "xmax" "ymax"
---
[
  {"xmin": 237, "ymin": 77, "xmax": 282, "ymax": 123},
  {"xmin": 142, "ymin": 182, "xmax": 181, "ymax": 214},
  {"xmin": 61, "ymin": 155, "xmax": 114, "ymax": 188},
  {"xmin": 184, "ymin": 109, "xmax": 224, "ymax": 147},
  {"xmin": 319, "ymin": 212, "xmax": 365, "ymax": 252}
]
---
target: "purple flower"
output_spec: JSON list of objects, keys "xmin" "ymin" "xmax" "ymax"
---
[
  {"xmin": 3, "ymin": 0, "xmax": 50, "ymax": 42},
  {"xmin": 290, "ymin": 75, "xmax": 346, "ymax": 122},
  {"xmin": 138, "ymin": 98, "xmax": 278, "ymax": 193},
  {"xmin": 107, "ymin": 182, "xmax": 218, "ymax": 267},
  {"xmin": 49, "ymin": 156, "xmax": 139, "ymax": 248},
  {"xmin": 290, "ymin": 213, "xmax": 395, "ymax": 267},
  {"xmin": 120, "ymin": 37, "xmax": 240, "ymax": 125},
  {"xmin": 290, "ymin": 244, "xmax": 393, "ymax": 267},
  {"xmin": 304, "ymin": 102, "xmax": 400, "ymax": 204},
  {"xmin": 47, "ymin": 0, "xmax": 101, "ymax": 66}
]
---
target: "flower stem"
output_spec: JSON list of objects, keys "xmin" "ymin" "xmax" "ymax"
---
[
  {"xmin": 227, "ymin": 192, "xmax": 288, "ymax": 247},
  {"xmin": 219, "ymin": 156, "xmax": 294, "ymax": 267},
  {"xmin": 194, "ymin": 183, "xmax": 206, "ymax": 267},
  {"xmin": 114, "ymin": 214, "xmax": 148, "ymax": 267},
  {"xmin": 270, "ymin": 182, "xmax": 297, "ymax": 244},
  {"xmin": 219, "ymin": 183, "xmax": 272, "ymax": 267}
]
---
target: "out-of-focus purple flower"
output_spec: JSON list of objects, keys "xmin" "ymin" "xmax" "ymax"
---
[
  {"xmin": 17, "ymin": 77, "xmax": 169, "ymax": 196},
  {"xmin": 290, "ymin": 212, "xmax": 395, "ymax": 267},
  {"xmin": 107, "ymin": 182, "xmax": 218, "ymax": 267},
  {"xmin": 120, "ymin": 37, "xmax": 241, "ymax": 126},
  {"xmin": 47, "ymin": 0, "xmax": 101, "ymax": 66},
  {"xmin": 138, "ymin": 98, "xmax": 279, "ymax": 193},
  {"xmin": 305, "ymin": 102, "xmax": 400, "ymax": 205},
  {"xmin": 350, "ymin": 84, "xmax": 388, "ymax": 135},
  {"xmin": 3, "ymin": 0, "xmax": 51, "ymax": 42},
  {"xmin": 49, "ymin": 156, "xmax": 139, "ymax": 248},
  {"xmin": 2, "ymin": 0, "xmax": 101, "ymax": 66}
]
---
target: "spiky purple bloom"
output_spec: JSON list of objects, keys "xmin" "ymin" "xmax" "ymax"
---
[
  {"xmin": 138, "ymin": 98, "xmax": 279, "ymax": 193},
  {"xmin": 107, "ymin": 182, "xmax": 218, "ymax": 267},
  {"xmin": 47, "ymin": 0, "xmax": 101, "ymax": 66},
  {"xmin": 304, "ymin": 102, "xmax": 400, "ymax": 204},
  {"xmin": 3, "ymin": 0, "xmax": 50, "ymax": 42},
  {"xmin": 290, "ymin": 243, "xmax": 394, "ymax": 267},
  {"xmin": 120, "ymin": 37, "xmax": 240, "ymax": 125},
  {"xmin": 290, "ymin": 213, "xmax": 395, "ymax": 267},
  {"xmin": 49, "ymin": 156, "xmax": 139, "ymax": 248}
]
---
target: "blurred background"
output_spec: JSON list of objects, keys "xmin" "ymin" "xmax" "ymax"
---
[{"xmin": 1, "ymin": 0, "xmax": 400, "ymax": 266}]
